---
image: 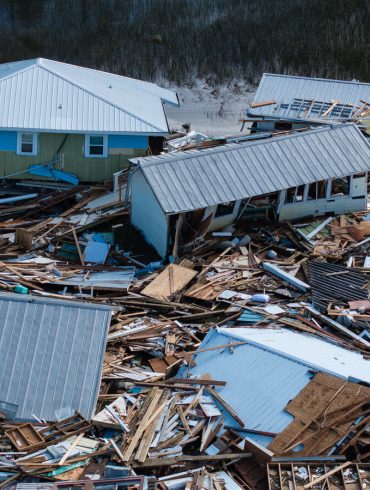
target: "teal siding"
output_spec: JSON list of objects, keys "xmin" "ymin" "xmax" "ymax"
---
[
  {"xmin": 0, "ymin": 131, "xmax": 17, "ymax": 151},
  {"xmin": 108, "ymin": 135, "xmax": 148, "ymax": 149}
]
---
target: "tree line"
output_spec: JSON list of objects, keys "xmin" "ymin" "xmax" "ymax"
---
[{"xmin": 0, "ymin": 0, "xmax": 368, "ymax": 85}]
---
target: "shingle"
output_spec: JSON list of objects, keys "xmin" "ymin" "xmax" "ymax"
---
[
  {"xmin": 0, "ymin": 293, "xmax": 112, "ymax": 421},
  {"xmin": 132, "ymin": 124, "xmax": 370, "ymax": 214}
]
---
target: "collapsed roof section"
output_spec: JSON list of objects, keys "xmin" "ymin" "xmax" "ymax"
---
[
  {"xmin": 0, "ymin": 293, "xmax": 113, "ymax": 421},
  {"xmin": 180, "ymin": 326, "xmax": 370, "ymax": 448},
  {"xmin": 248, "ymin": 73, "xmax": 370, "ymax": 122}
]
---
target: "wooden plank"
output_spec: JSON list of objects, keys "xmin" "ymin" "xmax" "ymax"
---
[
  {"xmin": 71, "ymin": 226, "xmax": 85, "ymax": 266},
  {"xmin": 167, "ymin": 378, "xmax": 226, "ymax": 387},
  {"xmin": 207, "ymin": 386, "xmax": 245, "ymax": 427},
  {"xmin": 250, "ymin": 100, "xmax": 277, "ymax": 108},
  {"xmin": 58, "ymin": 433, "xmax": 85, "ymax": 465},
  {"xmin": 131, "ymin": 452, "xmax": 252, "ymax": 467},
  {"xmin": 122, "ymin": 388, "xmax": 162, "ymax": 461}
]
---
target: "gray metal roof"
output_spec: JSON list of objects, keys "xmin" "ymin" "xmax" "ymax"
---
[
  {"xmin": 0, "ymin": 293, "xmax": 112, "ymax": 421},
  {"xmin": 132, "ymin": 124, "xmax": 370, "ymax": 214},
  {"xmin": 249, "ymin": 73, "xmax": 370, "ymax": 120},
  {"xmin": 0, "ymin": 58, "xmax": 178, "ymax": 134}
]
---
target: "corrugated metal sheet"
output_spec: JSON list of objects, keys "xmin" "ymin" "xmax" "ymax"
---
[
  {"xmin": 0, "ymin": 58, "xmax": 178, "ymax": 134},
  {"xmin": 179, "ymin": 326, "xmax": 370, "ymax": 446},
  {"xmin": 0, "ymin": 293, "xmax": 112, "ymax": 421},
  {"xmin": 250, "ymin": 73, "xmax": 370, "ymax": 119},
  {"xmin": 219, "ymin": 327, "xmax": 370, "ymax": 383},
  {"xmin": 308, "ymin": 260, "xmax": 368, "ymax": 310},
  {"xmin": 133, "ymin": 124, "xmax": 370, "ymax": 214},
  {"xmin": 178, "ymin": 329, "xmax": 312, "ymax": 447}
]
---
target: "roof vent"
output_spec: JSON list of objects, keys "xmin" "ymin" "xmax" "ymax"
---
[
  {"xmin": 58, "ymin": 104, "xmax": 62, "ymax": 109},
  {"xmin": 109, "ymin": 85, "xmax": 112, "ymax": 89}
]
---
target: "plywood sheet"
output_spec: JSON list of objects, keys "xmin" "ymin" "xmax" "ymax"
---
[
  {"xmin": 268, "ymin": 372, "xmax": 370, "ymax": 456},
  {"xmin": 141, "ymin": 263, "xmax": 197, "ymax": 300}
]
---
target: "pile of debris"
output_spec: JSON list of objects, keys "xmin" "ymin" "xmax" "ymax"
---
[{"xmin": 0, "ymin": 178, "xmax": 369, "ymax": 490}]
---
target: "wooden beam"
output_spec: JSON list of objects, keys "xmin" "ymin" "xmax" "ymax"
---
[
  {"xmin": 303, "ymin": 461, "xmax": 352, "ymax": 488},
  {"xmin": 71, "ymin": 226, "xmax": 85, "ymax": 266},
  {"xmin": 250, "ymin": 100, "xmax": 277, "ymax": 108},
  {"xmin": 207, "ymin": 386, "xmax": 245, "ymax": 427},
  {"xmin": 131, "ymin": 452, "xmax": 252, "ymax": 468}
]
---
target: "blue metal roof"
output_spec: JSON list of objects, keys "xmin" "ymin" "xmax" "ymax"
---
[
  {"xmin": 178, "ymin": 328, "xmax": 313, "ymax": 447},
  {"xmin": 0, "ymin": 293, "xmax": 112, "ymax": 421}
]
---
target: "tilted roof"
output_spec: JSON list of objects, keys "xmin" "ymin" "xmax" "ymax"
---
[
  {"xmin": 179, "ymin": 326, "xmax": 370, "ymax": 447},
  {"xmin": 132, "ymin": 124, "xmax": 370, "ymax": 214},
  {"xmin": 249, "ymin": 73, "xmax": 370, "ymax": 121},
  {"xmin": 0, "ymin": 58, "xmax": 178, "ymax": 133}
]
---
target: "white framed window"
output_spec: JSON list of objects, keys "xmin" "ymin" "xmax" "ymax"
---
[
  {"xmin": 85, "ymin": 134, "xmax": 108, "ymax": 158},
  {"xmin": 17, "ymin": 132, "xmax": 38, "ymax": 155}
]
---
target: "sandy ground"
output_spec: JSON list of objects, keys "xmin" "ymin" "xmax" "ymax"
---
[{"xmin": 165, "ymin": 79, "xmax": 256, "ymax": 138}]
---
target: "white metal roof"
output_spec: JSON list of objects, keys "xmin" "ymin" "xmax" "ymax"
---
[
  {"xmin": 0, "ymin": 58, "xmax": 179, "ymax": 134},
  {"xmin": 218, "ymin": 327, "xmax": 370, "ymax": 383}
]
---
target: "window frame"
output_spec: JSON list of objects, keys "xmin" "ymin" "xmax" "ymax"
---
[
  {"xmin": 84, "ymin": 134, "xmax": 108, "ymax": 158},
  {"xmin": 17, "ymin": 132, "xmax": 38, "ymax": 156},
  {"xmin": 214, "ymin": 201, "xmax": 237, "ymax": 218}
]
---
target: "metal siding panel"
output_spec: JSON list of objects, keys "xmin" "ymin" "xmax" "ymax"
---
[
  {"xmin": 0, "ymin": 294, "xmax": 112, "ymax": 421},
  {"xmin": 131, "ymin": 169, "xmax": 169, "ymax": 256},
  {"xmin": 178, "ymin": 329, "xmax": 311, "ymax": 446}
]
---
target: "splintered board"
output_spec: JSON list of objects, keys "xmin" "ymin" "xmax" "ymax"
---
[{"xmin": 141, "ymin": 264, "xmax": 197, "ymax": 300}]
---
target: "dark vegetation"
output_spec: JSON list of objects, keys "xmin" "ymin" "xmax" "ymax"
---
[{"xmin": 0, "ymin": 0, "xmax": 369, "ymax": 85}]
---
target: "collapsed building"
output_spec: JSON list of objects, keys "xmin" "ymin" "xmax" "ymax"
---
[
  {"xmin": 244, "ymin": 73, "xmax": 370, "ymax": 134},
  {"xmin": 129, "ymin": 124, "xmax": 370, "ymax": 257}
]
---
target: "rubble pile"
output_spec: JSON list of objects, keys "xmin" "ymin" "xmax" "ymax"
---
[{"xmin": 0, "ymin": 180, "xmax": 369, "ymax": 490}]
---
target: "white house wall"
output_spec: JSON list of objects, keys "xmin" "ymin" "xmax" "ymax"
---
[
  {"xmin": 130, "ymin": 169, "xmax": 169, "ymax": 257},
  {"xmin": 205, "ymin": 201, "xmax": 242, "ymax": 232},
  {"xmin": 278, "ymin": 175, "xmax": 367, "ymax": 221}
]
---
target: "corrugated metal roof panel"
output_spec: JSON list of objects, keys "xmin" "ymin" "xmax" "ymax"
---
[
  {"xmin": 179, "ymin": 326, "xmax": 370, "ymax": 446},
  {"xmin": 133, "ymin": 124, "xmax": 370, "ymax": 214},
  {"xmin": 249, "ymin": 73, "xmax": 370, "ymax": 119},
  {"xmin": 0, "ymin": 58, "xmax": 178, "ymax": 133},
  {"xmin": 219, "ymin": 327, "xmax": 370, "ymax": 383},
  {"xmin": 178, "ymin": 329, "xmax": 312, "ymax": 446},
  {"xmin": 0, "ymin": 293, "xmax": 112, "ymax": 421}
]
